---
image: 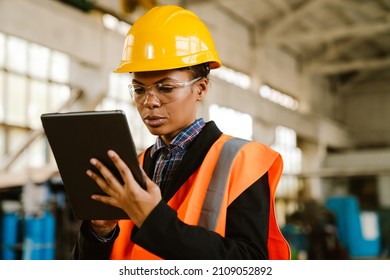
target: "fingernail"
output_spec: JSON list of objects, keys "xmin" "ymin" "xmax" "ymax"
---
[{"xmin": 90, "ymin": 158, "xmax": 97, "ymax": 165}]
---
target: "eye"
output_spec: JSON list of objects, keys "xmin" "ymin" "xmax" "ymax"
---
[
  {"xmin": 132, "ymin": 86, "xmax": 146, "ymax": 95},
  {"xmin": 157, "ymin": 84, "xmax": 175, "ymax": 94}
]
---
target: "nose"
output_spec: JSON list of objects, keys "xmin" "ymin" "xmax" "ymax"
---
[{"xmin": 143, "ymin": 91, "xmax": 161, "ymax": 108}]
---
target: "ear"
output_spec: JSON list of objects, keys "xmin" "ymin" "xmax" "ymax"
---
[{"xmin": 196, "ymin": 78, "xmax": 209, "ymax": 101}]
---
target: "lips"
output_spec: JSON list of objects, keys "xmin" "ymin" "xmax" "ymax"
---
[{"xmin": 144, "ymin": 115, "xmax": 166, "ymax": 127}]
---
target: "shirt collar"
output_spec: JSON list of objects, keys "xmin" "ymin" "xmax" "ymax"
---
[{"xmin": 150, "ymin": 118, "xmax": 205, "ymax": 157}]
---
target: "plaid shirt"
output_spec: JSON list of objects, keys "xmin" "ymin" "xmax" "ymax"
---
[{"xmin": 150, "ymin": 118, "xmax": 205, "ymax": 191}]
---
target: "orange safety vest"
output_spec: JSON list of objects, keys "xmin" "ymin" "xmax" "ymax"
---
[{"xmin": 110, "ymin": 134, "xmax": 290, "ymax": 260}]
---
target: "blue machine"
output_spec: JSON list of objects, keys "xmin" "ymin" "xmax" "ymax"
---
[
  {"xmin": 326, "ymin": 195, "xmax": 381, "ymax": 258},
  {"xmin": 22, "ymin": 210, "xmax": 56, "ymax": 260},
  {"xmin": 1, "ymin": 211, "xmax": 21, "ymax": 260},
  {"xmin": 2, "ymin": 182, "xmax": 57, "ymax": 260}
]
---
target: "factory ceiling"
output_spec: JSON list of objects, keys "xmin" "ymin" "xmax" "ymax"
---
[{"xmin": 89, "ymin": 0, "xmax": 390, "ymax": 93}]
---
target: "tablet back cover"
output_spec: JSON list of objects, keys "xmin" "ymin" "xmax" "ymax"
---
[{"xmin": 41, "ymin": 110, "xmax": 144, "ymax": 220}]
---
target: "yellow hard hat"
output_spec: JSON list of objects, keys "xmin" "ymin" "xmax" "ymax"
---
[{"xmin": 114, "ymin": 5, "xmax": 222, "ymax": 73}]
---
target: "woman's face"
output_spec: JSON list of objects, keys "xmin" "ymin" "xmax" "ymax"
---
[{"xmin": 132, "ymin": 69, "xmax": 208, "ymax": 145}]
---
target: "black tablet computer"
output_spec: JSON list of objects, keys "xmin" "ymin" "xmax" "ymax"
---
[{"xmin": 41, "ymin": 110, "xmax": 145, "ymax": 220}]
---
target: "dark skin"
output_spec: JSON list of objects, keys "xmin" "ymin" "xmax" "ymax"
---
[{"xmin": 86, "ymin": 69, "xmax": 208, "ymax": 237}]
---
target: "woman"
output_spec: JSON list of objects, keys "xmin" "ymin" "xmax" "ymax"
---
[{"xmin": 72, "ymin": 5, "xmax": 290, "ymax": 260}]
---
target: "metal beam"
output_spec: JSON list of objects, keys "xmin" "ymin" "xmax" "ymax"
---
[
  {"xmin": 263, "ymin": 0, "xmax": 332, "ymax": 37},
  {"xmin": 261, "ymin": 20, "xmax": 390, "ymax": 46},
  {"xmin": 305, "ymin": 56, "xmax": 390, "ymax": 75}
]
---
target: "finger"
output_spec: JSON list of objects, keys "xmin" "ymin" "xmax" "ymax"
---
[
  {"xmin": 89, "ymin": 158, "xmax": 123, "ymax": 191},
  {"xmin": 141, "ymin": 169, "xmax": 161, "ymax": 196},
  {"xmin": 107, "ymin": 150, "xmax": 138, "ymax": 188},
  {"xmin": 86, "ymin": 168, "xmax": 121, "ymax": 200},
  {"xmin": 143, "ymin": 170, "xmax": 158, "ymax": 191},
  {"xmin": 91, "ymin": 193, "xmax": 120, "ymax": 208},
  {"xmin": 86, "ymin": 169, "xmax": 111, "ymax": 194},
  {"xmin": 86, "ymin": 169, "xmax": 117, "ymax": 203}
]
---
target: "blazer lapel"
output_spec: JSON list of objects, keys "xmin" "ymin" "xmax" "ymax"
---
[{"xmin": 142, "ymin": 121, "xmax": 222, "ymax": 202}]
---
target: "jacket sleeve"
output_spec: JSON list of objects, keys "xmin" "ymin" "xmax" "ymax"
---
[
  {"xmin": 130, "ymin": 172, "xmax": 270, "ymax": 260},
  {"xmin": 71, "ymin": 221, "xmax": 119, "ymax": 260}
]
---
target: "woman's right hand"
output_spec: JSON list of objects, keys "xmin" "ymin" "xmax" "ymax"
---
[{"xmin": 90, "ymin": 219, "xmax": 119, "ymax": 237}]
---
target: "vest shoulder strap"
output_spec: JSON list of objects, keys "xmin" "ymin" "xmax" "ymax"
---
[{"xmin": 198, "ymin": 137, "xmax": 248, "ymax": 230}]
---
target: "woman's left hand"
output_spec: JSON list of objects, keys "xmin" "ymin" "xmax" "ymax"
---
[{"xmin": 86, "ymin": 150, "xmax": 161, "ymax": 228}]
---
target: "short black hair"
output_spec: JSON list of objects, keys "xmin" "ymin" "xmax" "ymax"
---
[{"xmin": 180, "ymin": 63, "xmax": 210, "ymax": 79}]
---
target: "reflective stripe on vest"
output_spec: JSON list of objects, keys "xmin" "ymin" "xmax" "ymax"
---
[{"xmin": 198, "ymin": 137, "xmax": 248, "ymax": 231}]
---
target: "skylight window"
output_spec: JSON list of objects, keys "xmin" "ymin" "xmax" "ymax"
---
[
  {"xmin": 102, "ymin": 14, "xmax": 131, "ymax": 36},
  {"xmin": 259, "ymin": 85, "xmax": 299, "ymax": 110},
  {"xmin": 211, "ymin": 66, "xmax": 251, "ymax": 90}
]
